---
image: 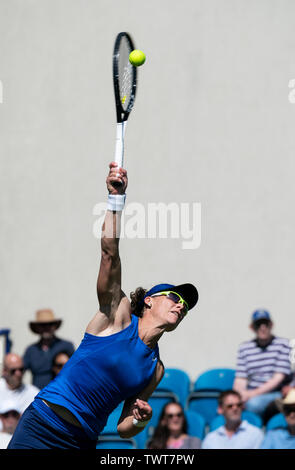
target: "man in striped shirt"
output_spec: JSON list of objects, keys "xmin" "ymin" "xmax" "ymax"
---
[{"xmin": 233, "ymin": 310, "xmax": 291, "ymax": 420}]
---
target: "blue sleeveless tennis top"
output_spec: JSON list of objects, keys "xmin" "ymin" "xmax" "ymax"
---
[{"xmin": 36, "ymin": 314, "xmax": 159, "ymax": 439}]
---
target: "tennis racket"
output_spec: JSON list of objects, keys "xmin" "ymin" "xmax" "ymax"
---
[{"xmin": 113, "ymin": 32, "xmax": 137, "ymax": 174}]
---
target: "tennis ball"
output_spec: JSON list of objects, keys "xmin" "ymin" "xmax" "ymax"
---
[{"xmin": 129, "ymin": 50, "xmax": 146, "ymax": 66}]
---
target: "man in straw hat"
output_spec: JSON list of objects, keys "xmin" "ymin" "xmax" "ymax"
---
[
  {"xmin": 8, "ymin": 162, "xmax": 198, "ymax": 449},
  {"xmin": 23, "ymin": 309, "xmax": 75, "ymax": 389},
  {"xmin": 260, "ymin": 389, "xmax": 295, "ymax": 448}
]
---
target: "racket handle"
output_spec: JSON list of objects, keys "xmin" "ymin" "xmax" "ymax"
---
[{"xmin": 114, "ymin": 122, "xmax": 127, "ymax": 169}]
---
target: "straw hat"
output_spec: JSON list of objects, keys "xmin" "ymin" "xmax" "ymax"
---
[
  {"xmin": 276, "ymin": 389, "xmax": 295, "ymax": 412},
  {"xmin": 29, "ymin": 309, "xmax": 62, "ymax": 334}
]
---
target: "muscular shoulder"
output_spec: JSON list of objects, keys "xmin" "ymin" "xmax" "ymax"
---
[{"xmin": 86, "ymin": 295, "xmax": 132, "ymax": 335}]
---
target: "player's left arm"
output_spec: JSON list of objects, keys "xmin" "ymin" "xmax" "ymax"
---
[{"xmin": 117, "ymin": 360, "xmax": 165, "ymax": 438}]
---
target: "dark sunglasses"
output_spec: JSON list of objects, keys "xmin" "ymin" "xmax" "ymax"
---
[
  {"xmin": 224, "ymin": 402, "xmax": 243, "ymax": 409},
  {"xmin": 36, "ymin": 323, "xmax": 56, "ymax": 329},
  {"xmin": 1, "ymin": 410, "xmax": 20, "ymax": 419},
  {"xmin": 166, "ymin": 412, "xmax": 184, "ymax": 419},
  {"xmin": 253, "ymin": 320, "xmax": 271, "ymax": 331},
  {"xmin": 53, "ymin": 363, "xmax": 65, "ymax": 370},
  {"xmin": 283, "ymin": 405, "xmax": 295, "ymax": 415},
  {"xmin": 8, "ymin": 367, "xmax": 24, "ymax": 374}
]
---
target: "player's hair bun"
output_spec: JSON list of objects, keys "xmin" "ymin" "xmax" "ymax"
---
[{"xmin": 130, "ymin": 287, "xmax": 147, "ymax": 317}]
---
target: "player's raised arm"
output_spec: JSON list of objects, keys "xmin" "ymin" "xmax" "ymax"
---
[{"xmin": 96, "ymin": 162, "xmax": 128, "ymax": 318}]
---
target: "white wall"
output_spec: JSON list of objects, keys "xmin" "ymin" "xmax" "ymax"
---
[{"xmin": 1, "ymin": 0, "xmax": 295, "ymax": 383}]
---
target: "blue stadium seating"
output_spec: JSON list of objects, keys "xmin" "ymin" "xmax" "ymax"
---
[
  {"xmin": 187, "ymin": 396, "xmax": 219, "ymax": 425},
  {"xmin": 96, "ymin": 402, "xmax": 138, "ymax": 449},
  {"xmin": 266, "ymin": 413, "xmax": 287, "ymax": 431},
  {"xmin": 147, "ymin": 395, "xmax": 175, "ymax": 428},
  {"xmin": 187, "ymin": 368, "xmax": 236, "ymax": 425},
  {"xmin": 146, "ymin": 368, "xmax": 192, "ymax": 430},
  {"xmin": 133, "ymin": 424, "xmax": 150, "ymax": 449},
  {"xmin": 209, "ymin": 410, "xmax": 263, "ymax": 431},
  {"xmin": 101, "ymin": 403, "xmax": 123, "ymax": 434},
  {"xmin": 185, "ymin": 410, "xmax": 206, "ymax": 440},
  {"xmin": 193, "ymin": 368, "xmax": 236, "ymax": 391},
  {"xmin": 155, "ymin": 368, "xmax": 191, "ymax": 408}
]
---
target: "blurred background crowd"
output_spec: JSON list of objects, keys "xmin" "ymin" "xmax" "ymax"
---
[{"xmin": 1, "ymin": 306, "xmax": 295, "ymax": 449}]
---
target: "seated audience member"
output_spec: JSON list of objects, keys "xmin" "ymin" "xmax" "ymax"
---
[
  {"xmin": 0, "ymin": 353, "xmax": 39, "ymax": 413},
  {"xmin": 201, "ymin": 390, "xmax": 264, "ymax": 449},
  {"xmin": 51, "ymin": 350, "xmax": 72, "ymax": 379},
  {"xmin": 148, "ymin": 402, "xmax": 201, "ymax": 449},
  {"xmin": 0, "ymin": 401, "xmax": 21, "ymax": 449},
  {"xmin": 233, "ymin": 310, "xmax": 291, "ymax": 420},
  {"xmin": 260, "ymin": 389, "xmax": 295, "ymax": 449},
  {"xmin": 23, "ymin": 309, "xmax": 75, "ymax": 389}
]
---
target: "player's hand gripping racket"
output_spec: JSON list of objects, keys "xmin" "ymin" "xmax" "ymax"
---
[{"xmin": 113, "ymin": 32, "xmax": 137, "ymax": 182}]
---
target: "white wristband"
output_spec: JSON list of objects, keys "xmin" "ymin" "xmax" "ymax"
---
[
  {"xmin": 132, "ymin": 417, "xmax": 151, "ymax": 428},
  {"xmin": 107, "ymin": 194, "xmax": 126, "ymax": 212}
]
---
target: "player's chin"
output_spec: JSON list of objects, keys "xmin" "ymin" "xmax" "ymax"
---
[{"xmin": 165, "ymin": 315, "xmax": 183, "ymax": 332}]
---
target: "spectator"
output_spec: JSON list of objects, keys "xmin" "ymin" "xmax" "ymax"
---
[
  {"xmin": 0, "ymin": 401, "xmax": 21, "ymax": 449},
  {"xmin": 148, "ymin": 402, "xmax": 201, "ymax": 449},
  {"xmin": 23, "ymin": 309, "xmax": 75, "ymax": 389},
  {"xmin": 233, "ymin": 310, "xmax": 291, "ymax": 421},
  {"xmin": 260, "ymin": 389, "xmax": 295, "ymax": 449},
  {"xmin": 201, "ymin": 390, "xmax": 264, "ymax": 449},
  {"xmin": 51, "ymin": 351, "xmax": 72, "ymax": 379},
  {"xmin": 0, "ymin": 353, "xmax": 39, "ymax": 413}
]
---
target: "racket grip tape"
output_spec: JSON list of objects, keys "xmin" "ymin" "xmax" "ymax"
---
[{"xmin": 114, "ymin": 122, "xmax": 127, "ymax": 170}]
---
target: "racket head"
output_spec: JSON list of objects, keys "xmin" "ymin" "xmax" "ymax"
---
[{"xmin": 113, "ymin": 32, "xmax": 137, "ymax": 123}]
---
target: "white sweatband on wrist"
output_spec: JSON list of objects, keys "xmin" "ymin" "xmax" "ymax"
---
[
  {"xmin": 107, "ymin": 194, "xmax": 126, "ymax": 212},
  {"xmin": 132, "ymin": 417, "xmax": 151, "ymax": 428}
]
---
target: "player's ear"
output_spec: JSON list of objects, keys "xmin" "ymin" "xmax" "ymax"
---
[
  {"xmin": 217, "ymin": 405, "xmax": 223, "ymax": 415},
  {"xmin": 144, "ymin": 297, "xmax": 152, "ymax": 308}
]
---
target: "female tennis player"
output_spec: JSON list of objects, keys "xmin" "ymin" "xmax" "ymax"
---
[{"xmin": 8, "ymin": 162, "xmax": 199, "ymax": 449}]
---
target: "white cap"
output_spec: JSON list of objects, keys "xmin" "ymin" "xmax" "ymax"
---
[{"xmin": 0, "ymin": 400, "xmax": 21, "ymax": 415}]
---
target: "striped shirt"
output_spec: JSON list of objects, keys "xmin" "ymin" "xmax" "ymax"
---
[{"xmin": 235, "ymin": 336, "xmax": 291, "ymax": 390}]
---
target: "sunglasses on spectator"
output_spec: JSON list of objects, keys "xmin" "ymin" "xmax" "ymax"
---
[
  {"xmin": 54, "ymin": 363, "xmax": 65, "ymax": 370},
  {"xmin": 253, "ymin": 320, "xmax": 271, "ymax": 331},
  {"xmin": 8, "ymin": 367, "xmax": 24, "ymax": 375},
  {"xmin": 36, "ymin": 323, "xmax": 56, "ymax": 330},
  {"xmin": 224, "ymin": 402, "xmax": 243, "ymax": 409},
  {"xmin": 1, "ymin": 410, "xmax": 20, "ymax": 419},
  {"xmin": 283, "ymin": 405, "xmax": 295, "ymax": 415},
  {"xmin": 165, "ymin": 412, "xmax": 184, "ymax": 419},
  {"xmin": 151, "ymin": 291, "xmax": 189, "ymax": 314}
]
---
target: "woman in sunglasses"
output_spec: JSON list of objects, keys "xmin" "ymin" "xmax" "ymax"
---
[
  {"xmin": 8, "ymin": 163, "xmax": 198, "ymax": 449},
  {"xmin": 148, "ymin": 402, "xmax": 201, "ymax": 449}
]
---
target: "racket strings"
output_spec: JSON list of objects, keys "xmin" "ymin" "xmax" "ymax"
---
[
  {"xmin": 120, "ymin": 65, "xmax": 132, "ymax": 108},
  {"xmin": 118, "ymin": 40, "xmax": 133, "ymax": 111}
]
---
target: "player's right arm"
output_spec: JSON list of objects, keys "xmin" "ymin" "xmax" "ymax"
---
[{"xmin": 86, "ymin": 163, "xmax": 130, "ymax": 334}]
